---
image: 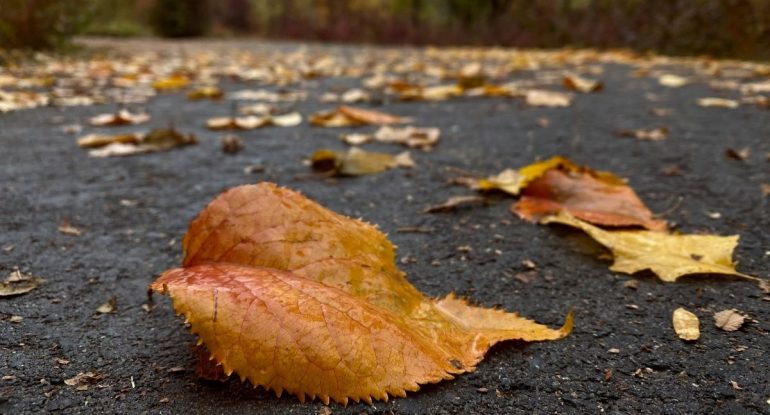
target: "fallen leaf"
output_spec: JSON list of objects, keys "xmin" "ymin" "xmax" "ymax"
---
[
  {"xmin": 525, "ymin": 90, "xmax": 572, "ymax": 107},
  {"xmin": 153, "ymin": 74, "xmax": 190, "ymax": 91},
  {"xmin": 58, "ymin": 220, "xmax": 82, "ymax": 236},
  {"xmin": 672, "ymin": 308, "xmax": 700, "ymax": 341},
  {"xmin": 220, "ymin": 135, "xmax": 244, "ymax": 154},
  {"xmin": 513, "ymin": 163, "xmax": 667, "ymax": 231},
  {"xmin": 0, "ymin": 269, "xmax": 44, "ymax": 297},
  {"xmin": 311, "ymin": 106, "xmax": 410, "ymax": 127},
  {"xmin": 618, "ymin": 127, "xmax": 668, "ymax": 141},
  {"xmin": 649, "ymin": 108, "xmax": 673, "ymax": 117},
  {"xmin": 321, "ymin": 88, "xmax": 370, "ymax": 103},
  {"xmin": 9, "ymin": 315, "xmax": 23, "ymax": 323},
  {"xmin": 310, "ymin": 148, "xmax": 412, "ymax": 176},
  {"xmin": 231, "ymin": 89, "xmax": 306, "ymax": 102},
  {"xmin": 64, "ymin": 372, "xmax": 104, "ymax": 391},
  {"xmin": 342, "ymin": 126, "xmax": 440, "ymax": 150},
  {"xmin": 697, "ymin": 97, "xmax": 739, "ymax": 109},
  {"xmin": 151, "ymin": 183, "xmax": 571, "ymax": 404},
  {"xmin": 424, "ymin": 195, "xmax": 487, "ymax": 213},
  {"xmin": 187, "ymin": 86, "xmax": 224, "ymax": 100},
  {"xmin": 80, "ymin": 128, "xmax": 197, "ymax": 158},
  {"xmin": 476, "ymin": 156, "xmax": 570, "ymax": 196},
  {"xmin": 658, "ymin": 74, "xmax": 688, "ymax": 88},
  {"xmin": 96, "ymin": 296, "xmax": 117, "ymax": 314},
  {"xmin": 725, "ymin": 147, "xmax": 750, "ymax": 161},
  {"xmin": 89, "ymin": 109, "xmax": 150, "ymax": 126},
  {"xmin": 714, "ymin": 309, "xmax": 747, "ymax": 332},
  {"xmin": 562, "ymin": 73, "xmax": 602, "ymax": 93},
  {"xmin": 541, "ymin": 211, "xmax": 756, "ymax": 282},
  {"xmin": 206, "ymin": 112, "xmax": 302, "ymax": 130}
]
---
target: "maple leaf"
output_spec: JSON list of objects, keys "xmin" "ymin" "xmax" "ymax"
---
[
  {"xmin": 310, "ymin": 106, "xmax": 411, "ymax": 127},
  {"xmin": 476, "ymin": 156, "xmax": 570, "ymax": 196},
  {"xmin": 541, "ymin": 211, "xmax": 757, "ymax": 282},
  {"xmin": 151, "ymin": 183, "xmax": 571, "ymax": 405}
]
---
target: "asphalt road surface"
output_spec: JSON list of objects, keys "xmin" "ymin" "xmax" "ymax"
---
[{"xmin": 1, "ymin": 39, "xmax": 769, "ymax": 414}]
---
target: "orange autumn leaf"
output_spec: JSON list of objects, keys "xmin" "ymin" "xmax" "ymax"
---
[
  {"xmin": 512, "ymin": 160, "xmax": 667, "ymax": 231},
  {"xmin": 151, "ymin": 183, "xmax": 571, "ymax": 405}
]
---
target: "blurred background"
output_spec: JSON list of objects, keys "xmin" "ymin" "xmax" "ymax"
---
[{"xmin": 1, "ymin": 0, "xmax": 769, "ymax": 59}]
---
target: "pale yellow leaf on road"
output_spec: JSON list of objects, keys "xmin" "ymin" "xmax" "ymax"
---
[
  {"xmin": 672, "ymin": 308, "xmax": 700, "ymax": 341},
  {"xmin": 541, "ymin": 211, "xmax": 757, "ymax": 282}
]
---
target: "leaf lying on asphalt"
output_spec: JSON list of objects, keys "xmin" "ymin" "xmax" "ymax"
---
[
  {"xmin": 58, "ymin": 220, "xmax": 82, "ymax": 236},
  {"xmin": 541, "ymin": 211, "xmax": 757, "ymax": 282},
  {"xmin": 152, "ymin": 74, "xmax": 190, "ymax": 91},
  {"xmin": 320, "ymin": 88, "xmax": 370, "ymax": 103},
  {"xmin": 89, "ymin": 109, "xmax": 150, "ymax": 126},
  {"xmin": 77, "ymin": 128, "xmax": 197, "ymax": 157},
  {"xmin": 471, "ymin": 156, "xmax": 666, "ymax": 230},
  {"xmin": 475, "ymin": 156, "xmax": 570, "ymax": 196},
  {"xmin": 0, "ymin": 269, "xmax": 44, "ymax": 297},
  {"xmin": 618, "ymin": 126, "xmax": 668, "ymax": 141},
  {"xmin": 697, "ymin": 97, "xmax": 739, "ymax": 108},
  {"xmin": 672, "ymin": 307, "xmax": 700, "ymax": 341},
  {"xmin": 187, "ymin": 86, "xmax": 224, "ymax": 100},
  {"xmin": 658, "ymin": 74, "xmax": 689, "ymax": 88},
  {"xmin": 206, "ymin": 112, "xmax": 302, "ymax": 130},
  {"xmin": 310, "ymin": 148, "xmax": 414, "ymax": 176},
  {"xmin": 713, "ymin": 309, "xmax": 748, "ymax": 332},
  {"xmin": 525, "ymin": 90, "xmax": 572, "ymax": 107},
  {"xmin": 513, "ymin": 162, "xmax": 667, "ymax": 231},
  {"xmin": 311, "ymin": 105, "xmax": 411, "ymax": 127},
  {"xmin": 150, "ymin": 183, "xmax": 571, "ymax": 405},
  {"xmin": 424, "ymin": 195, "xmax": 488, "ymax": 213},
  {"xmin": 341, "ymin": 126, "xmax": 440, "ymax": 150},
  {"xmin": 563, "ymin": 73, "xmax": 603, "ymax": 93},
  {"xmin": 64, "ymin": 372, "xmax": 105, "ymax": 391}
]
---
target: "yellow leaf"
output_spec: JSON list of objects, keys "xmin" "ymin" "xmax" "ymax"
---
[
  {"xmin": 541, "ymin": 211, "xmax": 757, "ymax": 282},
  {"xmin": 478, "ymin": 156, "xmax": 571, "ymax": 195},
  {"xmin": 151, "ymin": 183, "xmax": 571, "ymax": 405},
  {"xmin": 310, "ymin": 148, "xmax": 411, "ymax": 176},
  {"xmin": 152, "ymin": 74, "xmax": 190, "ymax": 91},
  {"xmin": 672, "ymin": 308, "xmax": 699, "ymax": 341}
]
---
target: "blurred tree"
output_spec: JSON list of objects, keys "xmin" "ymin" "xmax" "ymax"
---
[
  {"xmin": 0, "ymin": 0, "xmax": 96, "ymax": 49},
  {"xmin": 149, "ymin": 0, "xmax": 211, "ymax": 37}
]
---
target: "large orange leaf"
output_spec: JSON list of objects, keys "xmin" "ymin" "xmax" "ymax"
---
[
  {"xmin": 512, "ymin": 161, "xmax": 667, "ymax": 231},
  {"xmin": 151, "ymin": 183, "xmax": 571, "ymax": 405}
]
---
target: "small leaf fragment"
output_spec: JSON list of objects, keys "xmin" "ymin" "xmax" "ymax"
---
[
  {"xmin": 697, "ymin": 97, "xmax": 739, "ymax": 109},
  {"xmin": 1, "ymin": 269, "xmax": 44, "ymax": 297},
  {"xmin": 672, "ymin": 308, "xmax": 700, "ymax": 341},
  {"xmin": 424, "ymin": 195, "xmax": 487, "ymax": 213},
  {"xmin": 525, "ymin": 90, "xmax": 572, "ymax": 107},
  {"xmin": 618, "ymin": 127, "xmax": 668, "ymax": 141},
  {"xmin": 714, "ymin": 309, "xmax": 747, "ymax": 332},
  {"xmin": 89, "ymin": 109, "xmax": 150, "ymax": 126},
  {"xmin": 563, "ymin": 73, "xmax": 602, "ymax": 93},
  {"xmin": 58, "ymin": 220, "xmax": 82, "ymax": 236},
  {"xmin": 541, "ymin": 211, "xmax": 756, "ymax": 282}
]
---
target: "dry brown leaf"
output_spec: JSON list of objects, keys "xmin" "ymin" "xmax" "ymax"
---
[
  {"xmin": 541, "ymin": 211, "xmax": 757, "ymax": 282},
  {"xmin": 525, "ymin": 90, "xmax": 572, "ymax": 107},
  {"xmin": 311, "ymin": 106, "xmax": 411, "ymax": 127},
  {"xmin": 618, "ymin": 127, "xmax": 668, "ymax": 141},
  {"xmin": 563, "ymin": 73, "xmax": 603, "ymax": 93},
  {"xmin": 697, "ymin": 97, "xmax": 739, "ymax": 109},
  {"xmin": 80, "ymin": 128, "xmax": 197, "ymax": 158},
  {"xmin": 672, "ymin": 308, "xmax": 700, "ymax": 341},
  {"xmin": 714, "ymin": 309, "xmax": 748, "ymax": 332},
  {"xmin": 310, "ymin": 148, "xmax": 412, "ymax": 176},
  {"xmin": 64, "ymin": 372, "xmax": 104, "ymax": 391},
  {"xmin": 220, "ymin": 135, "xmax": 244, "ymax": 154},
  {"xmin": 725, "ymin": 147, "xmax": 750, "ymax": 161},
  {"xmin": 89, "ymin": 109, "xmax": 150, "ymax": 126},
  {"xmin": 206, "ymin": 112, "xmax": 302, "ymax": 130},
  {"xmin": 424, "ymin": 195, "xmax": 487, "ymax": 213},
  {"xmin": 0, "ymin": 269, "xmax": 44, "ymax": 297},
  {"xmin": 513, "ymin": 162, "xmax": 667, "ymax": 231},
  {"xmin": 150, "ymin": 183, "xmax": 571, "ymax": 405},
  {"xmin": 341, "ymin": 126, "xmax": 440, "ymax": 150},
  {"xmin": 58, "ymin": 220, "xmax": 82, "ymax": 236}
]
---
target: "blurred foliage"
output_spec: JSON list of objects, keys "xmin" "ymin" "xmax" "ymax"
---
[
  {"xmin": 0, "ymin": 0, "xmax": 97, "ymax": 49},
  {"xmin": 149, "ymin": 0, "xmax": 211, "ymax": 37},
  {"xmin": 2, "ymin": 0, "xmax": 770, "ymax": 59}
]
